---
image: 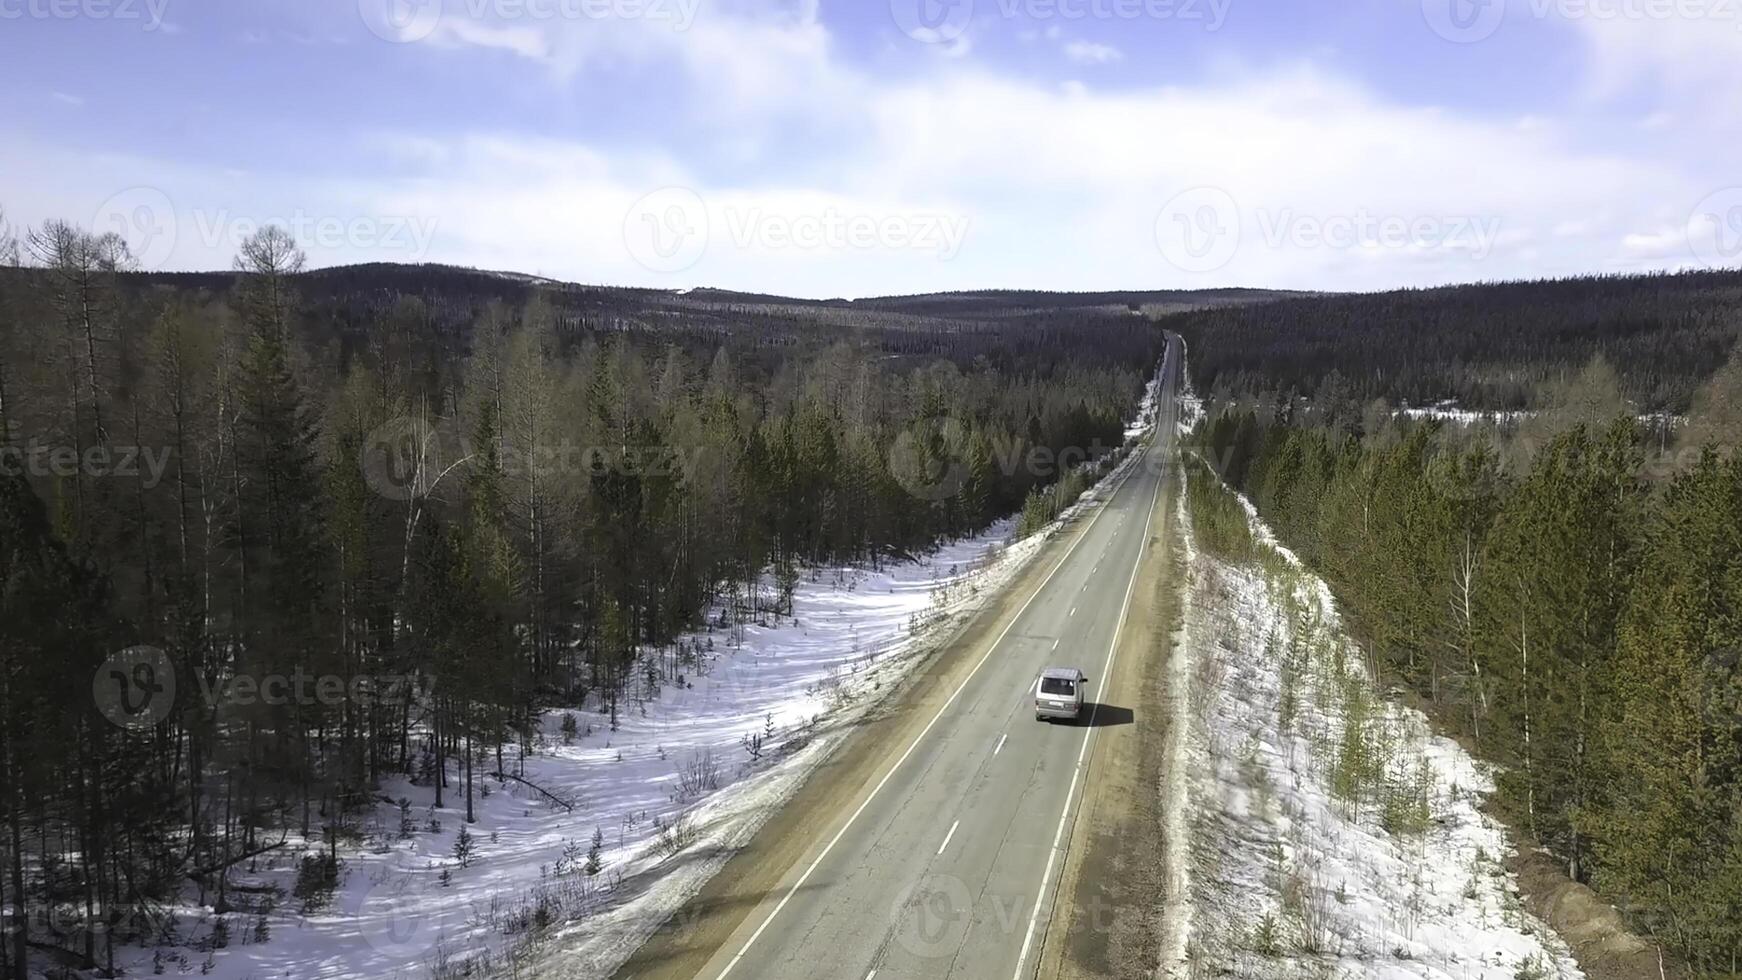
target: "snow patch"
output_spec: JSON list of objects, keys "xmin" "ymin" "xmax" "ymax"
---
[{"xmin": 1177, "ymin": 476, "xmax": 1584, "ymax": 979}]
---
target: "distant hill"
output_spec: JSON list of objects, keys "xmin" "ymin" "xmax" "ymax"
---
[{"xmin": 1168, "ymin": 270, "xmax": 1742, "ymax": 413}]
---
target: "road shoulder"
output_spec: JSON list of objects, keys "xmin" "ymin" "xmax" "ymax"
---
[
  {"xmin": 1034, "ymin": 455, "xmax": 1184, "ymax": 980},
  {"xmin": 611, "ymin": 453, "xmax": 1151, "ymax": 980}
]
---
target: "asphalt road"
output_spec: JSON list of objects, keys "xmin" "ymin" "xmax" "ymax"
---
[{"xmin": 637, "ymin": 337, "xmax": 1182, "ymax": 980}]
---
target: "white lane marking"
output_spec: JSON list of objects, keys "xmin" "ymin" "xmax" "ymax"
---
[
  {"xmin": 994, "ymin": 733, "xmax": 1008, "ymax": 755},
  {"xmin": 938, "ymin": 820, "xmax": 961, "ymax": 856},
  {"xmin": 712, "ymin": 444, "xmax": 1151, "ymax": 980},
  {"xmin": 1010, "ymin": 427, "xmax": 1167, "ymax": 980},
  {"xmin": 1050, "ymin": 638, "xmax": 1059, "ymax": 651},
  {"xmin": 1069, "ymin": 606, "xmax": 1076, "ymax": 617},
  {"xmin": 866, "ymin": 972, "xmax": 877, "ymax": 980}
]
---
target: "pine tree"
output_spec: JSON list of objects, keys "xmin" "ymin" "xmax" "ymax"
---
[{"xmin": 1594, "ymin": 449, "xmax": 1742, "ymax": 966}]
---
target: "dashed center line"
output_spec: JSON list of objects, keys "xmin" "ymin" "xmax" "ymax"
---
[
  {"xmin": 994, "ymin": 733, "xmax": 1008, "ymax": 755},
  {"xmin": 938, "ymin": 820, "xmax": 961, "ymax": 856},
  {"xmin": 1069, "ymin": 606, "xmax": 1077, "ymax": 617}
]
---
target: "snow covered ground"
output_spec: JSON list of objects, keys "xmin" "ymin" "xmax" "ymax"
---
[
  {"xmin": 1174, "ymin": 473, "xmax": 1585, "ymax": 980},
  {"xmin": 1395, "ymin": 401, "xmax": 1531, "ymax": 426},
  {"xmin": 1395, "ymin": 400, "xmax": 1684, "ymax": 430},
  {"xmin": 108, "ymin": 408, "xmax": 1160, "ymax": 980},
  {"xmin": 112, "ymin": 520, "xmax": 1051, "ymax": 980}
]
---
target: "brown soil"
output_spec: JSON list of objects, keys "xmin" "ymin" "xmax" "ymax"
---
[{"xmin": 1508, "ymin": 846, "xmax": 1685, "ymax": 980}]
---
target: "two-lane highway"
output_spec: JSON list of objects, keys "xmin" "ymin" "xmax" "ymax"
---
[{"xmin": 620, "ymin": 336, "xmax": 1182, "ymax": 980}]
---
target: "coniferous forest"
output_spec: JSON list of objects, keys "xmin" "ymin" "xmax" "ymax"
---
[
  {"xmin": 1185, "ymin": 289, "xmax": 1742, "ymax": 970},
  {"xmin": 0, "ymin": 216, "xmax": 1164, "ymax": 978},
  {"xmin": 1173, "ymin": 271, "xmax": 1742, "ymax": 413}
]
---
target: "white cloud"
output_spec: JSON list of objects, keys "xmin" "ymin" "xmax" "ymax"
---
[
  {"xmin": 1062, "ymin": 40, "xmax": 1122, "ymax": 64},
  {"xmin": 5, "ymin": 1, "xmax": 1731, "ymax": 297}
]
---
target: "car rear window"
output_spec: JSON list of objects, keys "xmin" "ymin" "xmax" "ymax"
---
[{"xmin": 1040, "ymin": 677, "xmax": 1075, "ymax": 696}]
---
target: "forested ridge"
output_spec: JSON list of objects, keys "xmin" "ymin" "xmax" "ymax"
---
[
  {"xmin": 1191, "ymin": 345, "xmax": 1742, "ymax": 971},
  {"xmin": 0, "ymin": 215, "xmax": 1167, "ymax": 977},
  {"xmin": 1171, "ymin": 270, "xmax": 1742, "ymax": 413}
]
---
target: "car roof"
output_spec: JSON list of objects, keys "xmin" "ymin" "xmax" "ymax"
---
[{"xmin": 1040, "ymin": 667, "xmax": 1082, "ymax": 680}]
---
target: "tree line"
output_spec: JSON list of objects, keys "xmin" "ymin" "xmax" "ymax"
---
[
  {"xmin": 1171, "ymin": 270, "xmax": 1742, "ymax": 413},
  {"xmin": 1191, "ymin": 352, "xmax": 1742, "ymax": 971},
  {"xmin": 0, "ymin": 210, "xmax": 1162, "ymax": 978}
]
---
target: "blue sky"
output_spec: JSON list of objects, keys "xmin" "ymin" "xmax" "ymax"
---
[{"xmin": 3, "ymin": 0, "xmax": 1738, "ymax": 297}]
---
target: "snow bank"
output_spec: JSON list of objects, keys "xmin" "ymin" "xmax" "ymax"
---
[{"xmin": 1175, "ymin": 476, "xmax": 1584, "ymax": 980}]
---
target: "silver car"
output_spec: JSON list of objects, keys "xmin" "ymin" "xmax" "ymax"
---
[{"xmin": 1035, "ymin": 667, "xmax": 1087, "ymax": 722}]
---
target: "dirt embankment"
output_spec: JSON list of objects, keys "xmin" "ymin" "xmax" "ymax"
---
[{"xmin": 1508, "ymin": 848, "xmax": 1684, "ymax": 980}]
